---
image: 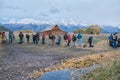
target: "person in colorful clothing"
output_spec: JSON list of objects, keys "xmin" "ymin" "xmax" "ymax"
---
[
  {"xmin": 42, "ymin": 32, "xmax": 46, "ymax": 44},
  {"xmin": 67, "ymin": 33, "xmax": 71, "ymax": 46},
  {"xmin": 77, "ymin": 33, "xmax": 82, "ymax": 47}
]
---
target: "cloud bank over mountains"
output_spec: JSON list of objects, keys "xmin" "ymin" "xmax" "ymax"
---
[
  {"xmin": 1, "ymin": 18, "xmax": 88, "ymax": 26},
  {"xmin": 0, "ymin": 0, "xmax": 120, "ymax": 26}
]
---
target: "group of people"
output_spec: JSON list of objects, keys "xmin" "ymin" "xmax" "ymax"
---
[
  {"xmin": 0, "ymin": 32, "xmax": 7, "ymax": 43},
  {"xmin": 32, "ymin": 32, "xmax": 45, "ymax": 44},
  {"xmin": 2, "ymin": 31, "xmax": 120, "ymax": 49},
  {"xmin": 18, "ymin": 32, "xmax": 46, "ymax": 45},
  {"xmin": 0, "ymin": 30, "xmax": 95, "ymax": 48},
  {"xmin": 47, "ymin": 32, "xmax": 93, "ymax": 47},
  {"xmin": 108, "ymin": 33, "xmax": 120, "ymax": 48},
  {"xmin": 0, "ymin": 31, "xmax": 95, "ymax": 48},
  {"xmin": 63, "ymin": 33, "xmax": 83, "ymax": 47},
  {"xmin": 0, "ymin": 31, "xmax": 15, "ymax": 44},
  {"xmin": 48, "ymin": 32, "xmax": 81, "ymax": 47}
]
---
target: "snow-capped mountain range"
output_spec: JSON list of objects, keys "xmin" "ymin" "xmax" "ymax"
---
[
  {"xmin": 0, "ymin": 18, "xmax": 120, "ymax": 33},
  {"xmin": 1, "ymin": 23, "xmax": 87, "ymax": 32}
]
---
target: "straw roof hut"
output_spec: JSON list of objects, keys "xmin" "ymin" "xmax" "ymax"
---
[{"xmin": 41, "ymin": 25, "xmax": 66, "ymax": 35}]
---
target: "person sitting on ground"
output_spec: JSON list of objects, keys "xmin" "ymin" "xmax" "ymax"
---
[
  {"xmin": 19, "ymin": 32, "xmax": 24, "ymax": 44},
  {"xmin": 63, "ymin": 33, "xmax": 68, "ymax": 46},
  {"xmin": 77, "ymin": 33, "xmax": 82, "ymax": 47},
  {"xmin": 88, "ymin": 35, "xmax": 94, "ymax": 47},
  {"xmin": 26, "ymin": 34, "xmax": 30, "ymax": 43},
  {"xmin": 72, "ymin": 34, "xmax": 77, "ymax": 47},
  {"xmin": 56, "ymin": 33, "xmax": 62, "ymax": 46},
  {"xmin": 67, "ymin": 33, "xmax": 71, "ymax": 46}
]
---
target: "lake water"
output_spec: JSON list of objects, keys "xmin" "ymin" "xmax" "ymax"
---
[
  {"xmin": 39, "ymin": 70, "xmax": 71, "ymax": 80},
  {"xmin": 39, "ymin": 64, "xmax": 101, "ymax": 80}
]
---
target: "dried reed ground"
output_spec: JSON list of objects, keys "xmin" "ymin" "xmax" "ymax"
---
[{"xmin": 30, "ymin": 40, "xmax": 120, "ymax": 79}]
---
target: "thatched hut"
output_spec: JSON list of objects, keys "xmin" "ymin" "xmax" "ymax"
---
[{"xmin": 41, "ymin": 25, "xmax": 66, "ymax": 35}]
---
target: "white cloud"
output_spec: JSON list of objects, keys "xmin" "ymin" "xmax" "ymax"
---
[
  {"xmin": 117, "ymin": 25, "xmax": 120, "ymax": 29},
  {"xmin": 1, "ymin": 17, "xmax": 119, "ymax": 29},
  {"xmin": 59, "ymin": 19, "xmax": 68, "ymax": 26},
  {"xmin": 50, "ymin": 19, "xmax": 58, "ymax": 25},
  {"xmin": 50, "ymin": 7, "xmax": 60, "ymax": 14},
  {"xmin": 68, "ymin": 18, "xmax": 78, "ymax": 26},
  {"xmin": 80, "ymin": 21, "xmax": 88, "ymax": 26},
  {"xmin": 1, "ymin": 0, "xmax": 120, "ymax": 25},
  {"xmin": 2, "ymin": 17, "xmax": 9, "ymax": 20},
  {"xmin": 7, "ymin": 18, "xmax": 50, "ymax": 24},
  {"xmin": 16, "ymin": 18, "xmax": 40, "ymax": 24},
  {"xmin": 8, "ymin": 17, "xmax": 17, "ymax": 24}
]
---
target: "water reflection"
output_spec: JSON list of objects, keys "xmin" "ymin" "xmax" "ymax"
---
[{"xmin": 40, "ymin": 70, "xmax": 71, "ymax": 80}]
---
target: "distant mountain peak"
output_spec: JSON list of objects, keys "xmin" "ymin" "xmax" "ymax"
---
[
  {"xmin": 68, "ymin": 19, "xmax": 78, "ymax": 26},
  {"xmin": 80, "ymin": 21, "xmax": 88, "ymax": 26}
]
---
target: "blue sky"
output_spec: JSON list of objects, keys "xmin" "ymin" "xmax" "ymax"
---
[{"xmin": 0, "ymin": 0, "xmax": 120, "ymax": 25}]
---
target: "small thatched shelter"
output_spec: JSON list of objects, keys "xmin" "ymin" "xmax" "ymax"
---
[{"xmin": 41, "ymin": 25, "xmax": 66, "ymax": 35}]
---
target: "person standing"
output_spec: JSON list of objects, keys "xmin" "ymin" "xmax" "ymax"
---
[
  {"xmin": 0, "ymin": 32, "xmax": 2, "ymax": 43},
  {"xmin": 72, "ymin": 34, "xmax": 77, "ymax": 47},
  {"xmin": 2, "ymin": 32, "xmax": 7, "ymax": 43},
  {"xmin": 118, "ymin": 37, "xmax": 120, "ymax": 47},
  {"xmin": 32, "ymin": 34, "xmax": 36, "ymax": 44},
  {"xmin": 26, "ymin": 34, "xmax": 30, "ymax": 43},
  {"xmin": 42, "ymin": 32, "xmax": 46, "ymax": 44},
  {"xmin": 35, "ymin": 32, "xmax": 40, "ymax": 44},
  {"xmin": 56, "ymin": 33, "xmax": 62, "ymax": 46},
  {"xmin": 108, "ymin": 34, "xmax": 113, "ymax": 47},
  {"xmin": 77, "ymin": 33, "xmax": 82, "ymax": 47},
  {"xmin": 51, "ymin": 34, "xmax": 55, "ymax": 46},
  {"xmin": 63, "ymin": 33, "xmax": 68, "ymax": 46},
  {"xmin": 67, "ymin": 33, "xmax": 71, "ymax": 46},
  {"xmin": 112, "ymin": 33, "xmax": 118, "ymax": 48},
  {"xmin": 12, "ymin": 32, "xmax": 15, "ymax": 42},
  {"xmin": 8, "ymin": 31, "xmax": 13, "ymax": 44},
  {"xmin": 19, "ymin": 32, "xmax": 24, "ymax": 44},
  {"xmin": 88, "ymin": 35, "xmax": 93, "ymax": 47},
  {"xmin": 48, "ymin": 33, "xmax": 52, "ymax": 45}
]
